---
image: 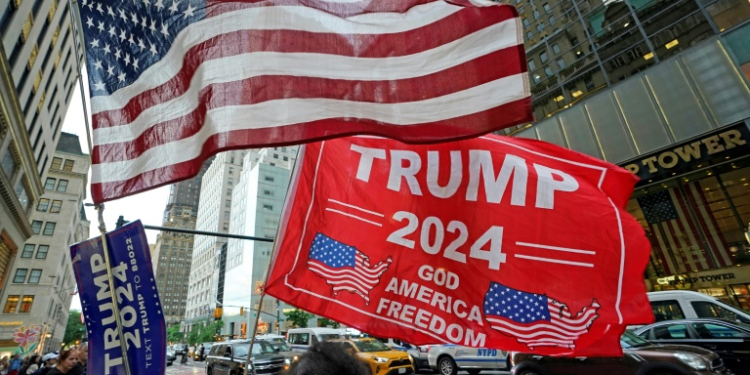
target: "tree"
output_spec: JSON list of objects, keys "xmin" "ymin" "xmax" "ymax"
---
[
  {"xmin": 284, "ymin": 309, "xmax": 314, "ymax": 328},
  {"xmin": 186, "ymin": 320, "xmax": 224, "ymax": 345},
  {"xmin": 317, "ymin": 318, "xmax": 341, "ymax": 329},
  {"xmin": 63, "ymin": 311, "xmax": 86, "ymax": 347},
  {"xmin": 168, "ymin": 324, "xmax": 184, "ymax": 344}
]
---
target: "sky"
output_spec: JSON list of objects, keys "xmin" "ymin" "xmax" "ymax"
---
[{"xmin": 61, "ymin": 71, "xmax": 170, "ymax": 310}]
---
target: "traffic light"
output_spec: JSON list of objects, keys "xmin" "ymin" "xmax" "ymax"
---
[
  {"xmin": 213, "ymin": 307, "xmax": 223, "ymax": 320},
  {"xmin": 274, "ymin": 321, "xmax": 279, "ymax": 332},
  {"xmin": 240, "ymin": 307, "xmax": 244, "ymax": 315}
]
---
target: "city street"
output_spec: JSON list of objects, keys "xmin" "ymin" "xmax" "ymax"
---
[{"xmin": 165, "ymin": 361, "xmax": 512, "ymax": 375}]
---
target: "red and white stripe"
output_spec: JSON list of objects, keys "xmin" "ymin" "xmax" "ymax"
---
[
  {"xmin": 648, "ymin": 184, "xmax": 732, "ymax": 275},
  {"xmin": 486, "ymin": 299, "xmax": 600, "ymax": 349},
  {"xmin": 307, "ymin": 252, "xmax": 391, "ymax": 302},
  {"xmin": 88, "ymin": 0, "xmax": 531, "ymax": 203}
]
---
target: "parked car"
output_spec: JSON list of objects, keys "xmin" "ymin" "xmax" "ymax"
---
[
  {"xmin": 428, "ymin": 344, "xmax": 509, "ymax": 375},
  {"xmin": 206, "ymin": 340, "xmax": 287, "ymax": 375},
  {"xmin": 633, "ymin": 318, "xmax": 750, "ymax": 375},
  {"xmin": 194, "ymin": 342, "xmax": 214, "ymax": 361},
  {"xmin": 331, "ymin": 338, "xmax": 414, "ymax": 375},
  {"xmin": 166, "ymin": 346, "xmax": 176, "ymax": 366},
  {"xmin": 511, "ymin": 330, "xmax": 732, "ymax": 375},
  {"xmin": 648, "ymin": 291, "xmax": 750, "ymax": 324},
  {"xmin": 287, "ymin": 327, "xmax": 343, "ymax": 354}
]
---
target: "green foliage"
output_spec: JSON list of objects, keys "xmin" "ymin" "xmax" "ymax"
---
[
  {"xmin": 284, "ymin": 309, "xmax": 314, "ymax": 328},
  {"xmin": 187, "ymin": 320, "xmax": 224, "ymax": 345},
  {"xmin": 317, "ymin": 318, "xmax": 341, "ymax": 329},
  {"xmin": 63, "ymin": 311, "xmax": 86, "ymax": 347},
  {"xmin": 168, "ymin": 324, "xmax": 184, "ymax": 343}
]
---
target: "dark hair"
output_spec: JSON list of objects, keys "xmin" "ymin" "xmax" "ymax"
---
[
  {"xmin": 59, "ymin": 349, "xmax": 78, "ymax": 362},
  {"xmin": 283, "ymin": 342, "xmax": 370, "ymax": 375}
]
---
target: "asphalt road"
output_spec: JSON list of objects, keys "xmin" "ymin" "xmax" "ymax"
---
[{"xmin": 166, "ymin": 361, "xmax": 512, "ymax": 375}]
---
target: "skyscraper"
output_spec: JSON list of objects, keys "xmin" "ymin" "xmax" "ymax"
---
[
  {"xmin": 152, "ymin": 158, "xmax": 211, "ymax": 327},
  {"xmin": 0, "ymin": 0, "xmax": 82, "ymax": 299},
  {"xmin": 185, "ymin": 150, "xmax": 245, "ymax": 332},
  {"xmin": 504, "ymin": 0, "xmax": 750, "ymax": 308}
]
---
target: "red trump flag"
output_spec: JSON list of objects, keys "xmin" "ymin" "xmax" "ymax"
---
[
  {"xmin": 265, "ymin": 135, "xmax": 653, "ymax": 356},
  {"xmin": 77, "ymin": 0, "xmax": 532, "ymax": 203}
]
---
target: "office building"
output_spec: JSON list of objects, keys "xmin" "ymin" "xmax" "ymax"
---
[
  {"xmin": 504, "ymin": 0, "xmax": 750, "ymax": 309},
  {"xmin": 0, "ymin": 133, "xmax": 89, "ymax": 356},
  {"xmin": 152, "ymin": 159, "xmax": 211, "ymax": 327},
  {"xmin": 0, "ymin": 0, "xmax": 82, "ymax": 304},
  {"xmin": 221, "ymin": 147, "xmax": 297, "ymax": 338},
  {"xmin": 185, "ymin": 151, "xmax": 245, "ymax": 332}
]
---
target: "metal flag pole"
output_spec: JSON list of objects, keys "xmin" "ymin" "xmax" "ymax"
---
[
  {"xmin": 96, "ymin": 205, "xmax": 134, "ymax": 375},
  {"xmin": 65, "ymin": 1, "xmax": 134, "ymax": 374},
  {"xmin": 244, "ymin": 152, "xmax": 303, "ymax": 374}
]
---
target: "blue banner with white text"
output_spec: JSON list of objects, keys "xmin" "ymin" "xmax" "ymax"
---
[{"xmin": 71, "ymin": 220, "xmax": 166, "ymax": 375}]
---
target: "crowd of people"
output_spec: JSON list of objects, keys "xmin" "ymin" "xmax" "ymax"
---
[{"xmin": 0, "ymin": 344, "xmax": 88, "ymax": 375}]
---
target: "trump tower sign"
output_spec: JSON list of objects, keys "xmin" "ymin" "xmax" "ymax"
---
[
  {"xmin": 71, "ymin": 221, "xmax": 166, "ymax": 375},
  {"xmin": 265, "ymin": 135, "xmax": 654, "ymax": 356}
]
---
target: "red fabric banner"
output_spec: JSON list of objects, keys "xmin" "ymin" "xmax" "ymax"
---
[{"xmin": 265, "ymin": 135, "xmax": 653, "ymax": 356}]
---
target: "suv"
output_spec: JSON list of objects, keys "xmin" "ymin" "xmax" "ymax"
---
[
  {"xmin": 428, "ymin": 344, "xmax": 509, "ymax": 375},
  {"xmin": 206, "ymin": 340, "xmax": 286, "ymax": 375},
  {"xmin": 511, "ymin": 330, "xmax": 732, "ymax": 375}
]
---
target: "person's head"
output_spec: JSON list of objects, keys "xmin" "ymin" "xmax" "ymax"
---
[
  {"xmin": 57, "ymin": 350, "xmax": 79, "ymax": 372},
  {"xmin": 283, "ymin": 342, "xmax": 370, "ymax": 375},
  {"xmin": 77, "ymin": 344, "xmax": 88, "ymax": 365},
  {"xmin": 12, "ymin": 354, "xmax": 19, "ymax": 359}
]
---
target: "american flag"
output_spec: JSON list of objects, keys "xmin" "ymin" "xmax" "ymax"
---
[
  {"xmin": 77, "ymin": 0, "xmax": 532, "ymax": 203},
  {"xmin": 483, "ymin": 282, "xmax": 600, "ymax": 349},
  {"xmin": 307, "ymin": 233, "xmax": 391, "ymax": 304},
  {"xmin": 636, "ymin": 184, "xmax": 732, "ymax": 276}
]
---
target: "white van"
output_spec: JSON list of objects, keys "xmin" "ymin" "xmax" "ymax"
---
[
  {"xmin": 648, "ymin": 290, "xmax": 750, "ymax": 324},
  {"xmin": 286, "ymin": 327, "xmax": 343, "ymax": 354}
]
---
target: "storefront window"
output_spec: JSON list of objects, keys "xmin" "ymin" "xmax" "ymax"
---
[{"xmin": 706, "ymin": 0, "xmax": 750, "ymax": 32}]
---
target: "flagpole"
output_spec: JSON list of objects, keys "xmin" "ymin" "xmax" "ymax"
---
[
  {"xmin": 244, "ymin": 152, "xmax": 302, "ymax": 374},
  {"xmin": 96, "ymin": 205, "xmax": 134, "ymax": 375},
  {"xmin": 66, "ymin": 1, "xmax": 134, "ymax": 375}
]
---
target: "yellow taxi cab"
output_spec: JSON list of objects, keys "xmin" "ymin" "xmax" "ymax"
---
[{"xmin": 331, "ymin": 338, "xmax": 414, "ymax": 375}]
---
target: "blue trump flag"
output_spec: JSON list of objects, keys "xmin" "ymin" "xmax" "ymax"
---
[{"xmin": 70, "ymin": 220, "xmax": 166, "ymax": 375}]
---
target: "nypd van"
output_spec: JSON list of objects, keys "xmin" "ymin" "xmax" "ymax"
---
[{"xmin": 427, "ymin": 345, "xmax": 509, "ymax": 375}]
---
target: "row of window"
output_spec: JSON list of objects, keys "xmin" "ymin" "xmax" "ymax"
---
[
  {"xmin": 44, "ymin": 177, "xmax": 68, "ymax": 191},
  {"xmin": 50, "ymin": 157, "xmax": 74, "ymax": 172},
  {"xmin": 30, "ymin": 220, "xmax": 55, "ymax": 236},
  {"xmin": 36, "ymin": 198, "xmax": 62, "ymax": 213},
  {"xmin": 21, "ymin": 243, "xmax": 49, "ymax": 259},
  {"xmin": 3, "ymin": 295, "xmax": 34, "ymax": 314},
  {"xmin": 13, "ymin": 268, "xmax": 42, "ymax": 284}
]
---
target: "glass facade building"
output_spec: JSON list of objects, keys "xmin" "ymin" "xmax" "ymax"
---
[{"xmin": 505, "ymin": 0, "xmax": 750, "ymax": 311}]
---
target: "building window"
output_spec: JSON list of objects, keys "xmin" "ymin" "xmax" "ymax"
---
[
  {"xmin": 540, "ymin": 51, "xmax": 548, "ymax": 63},
  {"xmin": 3, "ymin": 296, "xmax": 19, "ymax": 313},
  {"xmin": 31, "ymin": 221, "xmax": 42, "ymax": 234},
  {"xmin": 543, "ymin": 3, "xmax": 551, "ymax": 13},
  {"xmin": 21, "ymin": 244, "xmax": 35, "ymax": 258},
  {"xmin": 528, "ymin": 59, "xmax": 536, "ymax": 71},
  {"xmin": 263, "ymin": 190, "xmax": 272, "ymax": 196},
  {"xmin": 552, "ymin": 44, "xmax": 561, "ymax": 54},
  {"xmin": 44, "ymin": 177, "xmax": 56, "ymax": 190},
  {"xmin": 544, "ymin": 66, "xmax": 553, "ymax": 77},
  {"xmin": 36, "ymin": 245, "xmax": 49, "ymax": 259},
  {"xmin": 557, "ymin": 58, "xmax": 566, "ymax": 69},
  {"xmin": 225, "ymin": 199, "xmax": 230, "ymax": 208},
  {"xmin": 50, "ymin": 200, "xmax": 62, "ymax": 213},
  {"xmin": 56, "ymin": 179, "xmax": 68, "ymax": 192},
  {"xmin": 263, "ymin": 204, "xmax": 273, "ymax": 210},
  {"xmin": 63, "ymin": 159, "xmax": 74, "ymax": 172},
  {"xmin": 43, "ymin": 222, "xmax": 56, "ymax": 236},
  {"xmin": 37, "ymin": 198, "xmax": 50, "ymax": 212},
  {"xmin": 28, "ymin": 269, "xmax": 42, "ymax": 284},
  {"xmin": 51, "ymin": 157, "xmax": 62, "ymax": 170},
  {"xmin": 264, "ymin": 176, "xmax": 274, "ymax": 182},
  {"xmin": 1, "ymin": 150, "xmax": 18, "ymax": 179},
  {"xmin": 13, "ymin": 269, "xmax": 28, "ymax": 283},
  {"xmin": 19, "ymin": 296, "xmax": 34, "ymax": 313},
  {"xmin": 283, "ymin": 156, "xmax": 289, "ymax": 161}
]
